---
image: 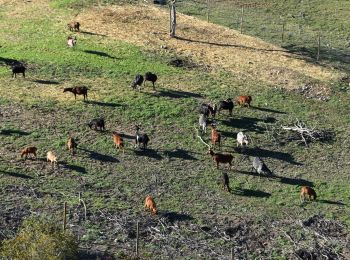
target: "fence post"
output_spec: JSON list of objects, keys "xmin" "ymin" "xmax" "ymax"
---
[
  {"xmin": 207, "ymin": 0, "xmax": 210, "ymax": 22},
  {"xmin": 136, "ymin": 221, "xmax": 140, "ymax": 258},
  {"xmin": 281, "ymin": 23, "xmax": 285, "ymax": 43},
  {"xmin": 63, "ymin": 201, "xmax": 67, "ymax": 232},
  {"xmin": 317, "ymin": 33, "xmax": 321, "ymax": 61},
  {"xmin": 231, "ymin": 247, "xmax": 234, "ymax": 260},
  {"xmin": 240, "ymin": 6, "xmax": 244, "ymax": 34}
]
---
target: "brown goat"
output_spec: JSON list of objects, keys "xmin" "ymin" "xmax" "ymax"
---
[
  {"xmin": 236, "ymin": 95, "xmax": 252, "ymax": 107},
  {"xmin": 210, "ymin": 124, "xmax": 221, "ymax": 147},
  {"xmin": 112, "ymin": 132, "xmax": 124, "ymax": 154},
  {"xmin": 144, "ymin": 196, "xmax": 158, "ymax": 215},
  {"xmin": 208, "ymin": 148, "xmax": 233, "ymax": 169},
  {"xmin": 63, "ymin": 86, "xmax": 88, "ymax": 101},
  {"xmin": 300, "ymin": 186, "xmax": 317, "ymax": 202},
  {"xmin": 20, "ymin": 146, "xmax": 37, "ymax": 159},
  {"xmin": 67, "ymin": 21, "xmax": 80, "ymax": 32},
  {"xmin": 67, "ymin": 137, "xmax": 77, "ymax": 155}
]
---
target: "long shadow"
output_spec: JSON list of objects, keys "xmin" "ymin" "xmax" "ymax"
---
[
  {"xmin": 162, "ymin": 211, "xmax": 193, "ymax": 222},
  {"xmin": 118, "ymin": 132, "xmax": 135, "ymax": 140},
  {"xmin": 0, "ymin": 129, "xmax": 30, "ymax": 136},
  {"xmin": 233, "ymin": 187, "xmax": 271, "ymax": 198},
  {"xmin": 176, "ymin": 36, "xmax": 287, "ymax": 53},
  {"xmin": 85, "ymin": 100, "xmax": 122, "ymax": 108},
  {"xmin": 236, "ymin": 170, "xmax": 274, "ymax": 179},
  {"xmin": 0, "ymin": 57, "xmax": 20, "ymax": 66},
  {"xmin": 238, "ymin": 147, "xmax": 303, "ymax": 165},
  {"xmin": 83, "ymin": 50, "xmax": 117, "ymax": 59},
  {"xmin": 134, "ymin": 149, "xmax": 163, "ymax": 160},
  {"xmin": 250, "ymin": 105, "xmax": 287, "ymax": 114},
  {"xmin": 220, "ymin": 117, "xmax": 266, "ymax": 134},
  {"xmin": 317, "ymin": 199, "xmax": 346, "ymax": 206},
  {"xmin": 79, "ymin": 148, "xmax": 119, "ymax": 163},
  {"xmin": 153, "ymin": 89, "xmax": 202, "ymax": 99},
  {"xmin": 80, "ymin": 30, "xmax": 107, "ymax": 37},
  {"xmin": 163, "ymin": 148, "xmax": 198, "ymax": 161},
  {"xmin": 0, "ymin": 170, "xmax": 33, "ymax": 179},
  {"xmin": 61, "ymin": 162, "xmax": 87, "ymax": 174},
  {"xmin": 279, "ymin": 177, "xmax": 313, "ymax": 187},
  {"xmin": 32, "ymin": 79, "xmax": 60, "ymax": 85}
]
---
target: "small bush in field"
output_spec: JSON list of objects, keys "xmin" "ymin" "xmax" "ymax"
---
[{"xmin": 0, "ymin": 217, "xmax": 78, "ymax": 260}]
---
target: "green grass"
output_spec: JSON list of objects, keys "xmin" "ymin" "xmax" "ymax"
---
[{"xmin": 1, "ymin": 0, "xmax": 349, "ymax": 258}]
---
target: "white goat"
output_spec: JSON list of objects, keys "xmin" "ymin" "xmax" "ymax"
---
[
  {"xmin": 47, "ymin": 151, "xmax": 58, "ymax": 167},
  {"xmin": 236, "ymin": 131, "xmax": 249, "ymax": 147},
  {"xmin": 67, "ymin": 36, "xmax": 77, "ymax": 48},
  {"xmin": 199, "ymin": 114, "xmax": 207, "ymax": 133}
]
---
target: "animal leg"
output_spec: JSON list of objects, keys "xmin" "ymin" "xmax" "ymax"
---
[
  {"xmin": 23, "ymin": 72, "xmax": 25, "ymax": 78},
  {"xmin": 74, "ymin": 94, "xmax": 77, "ymax": 100}
]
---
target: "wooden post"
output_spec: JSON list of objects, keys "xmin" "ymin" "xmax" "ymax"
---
[
  {"xmin": 169, "ymin": 0, "xmax": 177, "ymax": 38},
  {"xmin": 63, "ymin": 201, "xmax": 67, "ymax": 232},
  {"xmin": 231, "ymin": 247, "xmax": 234, "ymax": 260},
  {"xmin": 317, "ymin": 33, "xmax": 321, "ymax": 61},
  {"xmin": 136, "ymin": 221, "xmax": 140, "ymax": 258},
  {"xmin": 281, "ymin": 23, "xmax": 285, "ymax": 43},
  {"xmin": 240, "ymin": 6, "xmax": 244, "ymax": 34},
  {"xmin": 79, "ymin": 192, "xmax": 87, "ymax": 221},
  {"xmin": 206, "ymin": 0, "xmax": 210, "ymax": 23}
]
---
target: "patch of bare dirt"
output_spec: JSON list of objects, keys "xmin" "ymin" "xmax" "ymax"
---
[{"xmin": 79, "ymin": 4, "xmax": 340, "ymax": 91}]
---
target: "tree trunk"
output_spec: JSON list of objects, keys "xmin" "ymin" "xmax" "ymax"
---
[{"xmin": 169, "ymin": 0, "xmax": 176, "ymax": 38}]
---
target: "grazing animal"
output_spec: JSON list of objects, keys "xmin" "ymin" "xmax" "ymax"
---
[
  {"xmin": 67, "ymin": 137, "xmax": 77, "ymax": 155},
  {"xmin": 112, "ymin": 132, "xmax": 124, "ymax": 154},
  {"xmin": 208, "ymin": 148, "xmax": 234, "ymax": 169},
  {"xmin": 88, "ymin": 118, "xmax": 105, "ymax": 131},
  {"xmin": 199, "ymin": 114, "xmax": 208, "ymax": 133},
  {"xmin": 144, "ymin": 195, "xmax": 158, "ymax": 215},
  {"xmin": 20, "ymin": 146, "xmax": 37, "ymax": 159},
  {"xmin": 220, "ymin": 172, "xmax": 231, "ymax": 192},
  {"xmin": 12, "ymin": 64, "xmax": 26, "ymax": 78},
  {"xmin": 210, "ymin": 124, "xmax": 221, "ymax": 147},
  {"xmin": 144, "ymin": 72, "xmax": 157, "ymax": 89},
  {"xmin": 236, "ymin": 132, "xmax": 249, "ymax": 147},
  {"xmin": 236, "ymin": 95, "xmax": 252, "ymax": 107},
  {"xmin": 217, "ymin": 98, "xmax": 234, "ymax": 116},
  {"xmin": 300, "ymin": 186, "xmax": 317, "ymax": 202},
  {"xmin": 199, "ymin": 103, "xmax": 217, "ymax": 118},
  {"xmin": 63, "ymin": 86, "xmax": 88, "ymax": 101},
  {"xmin": 67, "ymin": 36, "xmax": 77, "ymax": 48},
  {"xmin": 130, "ymin": 74, "xmax": 144, "ymax": 91},
  {"xmin": 252, "ymin": 157, "xmax": 273, "ymax": 176},
  {"xmin": 135, "ymin": 125, "xmax": 150, "ymax": 149},
  {"xmin": 67, "ymin": 21, "xmax": 80, "ymax": 32},
  {"xmin": 47, "ymin": 151, "xmax": 57, "ymax": 166}
]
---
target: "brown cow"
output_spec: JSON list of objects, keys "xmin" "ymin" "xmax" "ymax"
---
[
  {"xmin": 144, "ymin": 196, "xmax": 158, "ymax": 215},
  {"xmin": 112, "ymin": 132, "xmax": 124, "ymax": 154},
  {"xmin": 20, "ymin": 146, "xmax": 37, "ymax": 159},
  {"xmin": 300, "ymin": 186, "xmax": 317, "ymax": 202},
  {"xmin": 236, "ymin": 95, "xmax": 252, "ymax": 107}
]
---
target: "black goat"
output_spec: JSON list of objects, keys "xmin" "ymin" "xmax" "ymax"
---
[
  {"xmin": 135, "ymin": 125, "xmax": 149, "ymax": 149},
  {"xmin": 144, "ymin": 72, "xmax": 157, "ymax": 89},
  {"xmin": 217, "ymin": 98, "xmax": 234, "ymax": 116},
  {"xmin": 88, "ymin": 118, "xmax": 105, "ymax": 131},
  {"xmin": 131, "ymin": 74, "xmax": 144, "ymax": 91},
  {"xmin": 199, "ymin": 103, "xmax": 217, "ymax": 118},
  {"xmin": 63, "ymin": 86, "xmax": 88, "ymax": 101},
  {"xmin": 218, "ymin": 172, "xmax": 231, "ymax": 192},
  {"xmin": 12, "ymin": 64, "xmax": 26, "ymax": 78}
]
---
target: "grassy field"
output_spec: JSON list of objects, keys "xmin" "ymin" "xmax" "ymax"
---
[{"xmin": 0, "ymin": 0, "xmax": 349, "ymax": 258}]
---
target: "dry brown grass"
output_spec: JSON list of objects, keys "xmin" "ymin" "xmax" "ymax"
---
[{"xmin": 79, "ymin": 4, "xmax": 340, "ymax": 89}]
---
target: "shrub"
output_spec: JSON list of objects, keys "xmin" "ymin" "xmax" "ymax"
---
[{"xmin": 0, "ymin": 217, "xmax": 78, "ymax": 260}]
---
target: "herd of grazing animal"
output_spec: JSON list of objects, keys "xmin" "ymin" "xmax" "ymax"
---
[{"xmin": 11, "ymin": 19, "xmax": 317, "ymax": 219}]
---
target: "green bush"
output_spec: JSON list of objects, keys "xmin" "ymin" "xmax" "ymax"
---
[{"xmin": 0, "ymin": 217, "xmax": 78, "ymax": 260}]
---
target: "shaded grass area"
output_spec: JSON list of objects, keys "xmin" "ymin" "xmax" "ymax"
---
[{"xmin": 0, "ymin": 0, "xmax": 350, "ymax": 258}]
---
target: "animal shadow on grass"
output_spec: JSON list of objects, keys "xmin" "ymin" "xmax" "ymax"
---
[
  {"xmin": 83, "ymin": 50, "xmax": 117, "ymax": 59},
  {"xmin": 32, "ymin": 79, "xmax": 60, "ymax": 85},
  {"xmin": 85, "ymin": 100, "xmax": 122, "ymax": 108},
  {"xmin": 317, "ymin": 199, "xmax": 346, "ymax": 206},
  {"xmin": 153, "ymin": 89, "xmax": 202, "ymax": 99},
  {"xmin": 61, "ymin": 162, "xmax": 87, "ymax": 174},
  {"xmin": 80, "ymin": 30, "xmax": 107, "ymax": 37},
  {"xmin": 220, "ymin": 117, "xmax": 266, "ymax": 134},
  {"xmin": 0, "ymin": 129, "xmax": 30, "ymax": 136},
  {"xmin": 163, "ymin": 148, "xmax": 198, "ymax": 161},
  {"xmin": 233, "ymin": 187, "xmax": 271, "ymax": 198},
  {"xmin": 79, "ymin": 148, "xmax": 119, "ymax": 163},
  {"xmin": 0, "ymin": 170, "xmax": 33, "ymax": 179},
  {"xmin": 250, "ymin": 105, "xmax": 287, "ymax": 114},
  {"xmin": 0, "ymin": 57, "xmax": 20, "ymax": 66},
  {"xmin": 237, "ymin": 147, "xmax": 303, "ymax": 165},
  {"xmin": 162, "ymin": 211, "xmax": 194, "ymax": 223},
  {"xmin": 134, "ymin": 149, "xmax": 163, "ymax": 160}
]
